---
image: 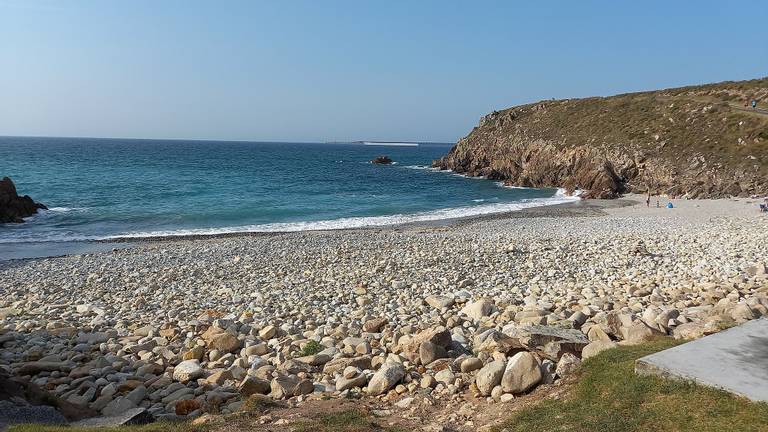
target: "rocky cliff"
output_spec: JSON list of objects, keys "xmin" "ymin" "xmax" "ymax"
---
[
  {"xmin": 0, "ymin": 177, "xmax": 47, "ymax": 223},
  {"xmin": 434, "ymin": 78, "xmax": 768, "ymax": 198}
]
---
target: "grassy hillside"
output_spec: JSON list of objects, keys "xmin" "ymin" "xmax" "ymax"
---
[{"xmin": 435, "ymin": 78, "xmax": 768, "ymax": 198}]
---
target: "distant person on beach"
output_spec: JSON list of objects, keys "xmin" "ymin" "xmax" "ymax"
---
[
  {"xmin": 646, "ymin": 193, "xmax": 651, "ymax": 207},
  {"xmin": 656, "ymin": 199, "xmax": 660, "ymax": 208}
]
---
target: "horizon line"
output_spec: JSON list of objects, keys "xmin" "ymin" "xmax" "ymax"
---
[{"xmin": 0, "ymin": 134, "xmax": 456, "ymax": 145}]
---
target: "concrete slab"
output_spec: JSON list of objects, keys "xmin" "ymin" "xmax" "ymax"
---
[{"xmin": 635, "ymin": 318, "xmax": 768, "ymax": 402}]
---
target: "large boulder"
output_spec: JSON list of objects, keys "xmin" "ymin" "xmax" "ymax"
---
[
  {"xmin": 238, "ymin": 377, "xmax": 270, "ymax": 396},
  {"xmin": 581, "ymin": 340, "xmax": 618, "ymax": 359},
  {"xmin": 367, "ymin": 362, "xmax": 406, "ymax": 395},
  {"xmin": 501, "ymin": 352, "xmax": 542, "ymax": 394},
  {"xmin": 0, "ymin": 177, "xmax": 47, "ymax": 223},
  {"xmin": 506, "ymin": 325, "xmax": 590, "ymax": 360},
  {"xmin": 323, "ymin": 356, "xmax": 372, "ymax": 375},
  {"xmin": 363, "ymin": 317, "xmax": 388, "ymax": 333},
  {"xmin": 555, "ymin": 352, "xmax": 582, "ymax": 377},
  {"xmin": 270, "ymin": 376, "xmax": 298, "ymax": 399},
  {"xmin": 172, "ymin": 360, "xmax": 204, "ymax": 383},
  {"xmin": 201, "ymin": 327, "xmax": 241, "ymax": 353},
  {"xmin": 425, "ymin": 295, "xmax": 455, "ymax": 310},
  {"xmin": 474, "ymin": 329, "xmax": 526, "ymax": 355},
  {"xmin": 419, "ymin": 341, "xmax": 448, "ymax": 365},
  {"xmin": 400, "ymin": 326, "xmax": 452, "ymax": 364},
  {"xmin": 460, "ymin": 299, "xmax": 495, "ymax": 321},
  {"xmin": 623, "ymin": 322, "xmax": 666, "ymax": 344},
  {"xmin": 475, "ymin": 359, "xmax": 506, "ymax": 396},
  {"xmin": 335, "ymin": 374, "xmax": 369, "ymax": 392}
]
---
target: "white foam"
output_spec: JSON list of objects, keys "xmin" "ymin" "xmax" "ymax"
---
[
  {"xmin": 46, "ymin": 207, "xmax": 87, "ymax": 212},
  {"xmin": 404, "ymin": 165, "xmax": 441, "ymax": 171},
  {"xmin": 103, "ymin": 193, "xmax": 581, "ymax": 240},
  {"xmin": 0, "ymin": 232, "xmax": 96, "ymax": 244}
]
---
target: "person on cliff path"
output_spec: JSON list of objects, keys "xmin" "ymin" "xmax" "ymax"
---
[{"xmin": 752, "ymin": 100, "xmax": 758, "ymax": 110}]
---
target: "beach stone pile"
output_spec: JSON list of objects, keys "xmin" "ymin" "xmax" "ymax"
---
[{"xmin": 1, "ymin": 206, "xmax": 767, "ymax": 426}]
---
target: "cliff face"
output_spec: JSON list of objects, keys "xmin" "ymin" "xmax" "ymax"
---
[{"xmin": 434, "ymin": 78, "xmax": 768, "ymax": 198}]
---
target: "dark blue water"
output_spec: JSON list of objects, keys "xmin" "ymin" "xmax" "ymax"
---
[{"xmin": 0, "ymin": 137, "xmax": 574, "ymax": 244}]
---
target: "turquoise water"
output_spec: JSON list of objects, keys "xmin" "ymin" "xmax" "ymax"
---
[{"xmin": 0, "ymin": 137, "xmax": 574, "ymax": 245}]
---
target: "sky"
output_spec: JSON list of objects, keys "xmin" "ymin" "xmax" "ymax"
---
[{"xmin": 0, "ymin": 1, "xmax": 766, "ymax": 143}]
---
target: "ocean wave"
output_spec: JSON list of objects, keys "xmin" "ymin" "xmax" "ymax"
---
[
  {"xmin": 0, "ymin": 232, "xmax": 97, "ymax": 244},
  {"xmin": 102, "ymin": 193, "xmax": 581, "ymax": 240},
  {"xmin": 495, "ymin": 182, "xmax": 534, "ymax": 190},
  {"xmin": 46, "ymin": 207, "xmax": 88, "ymax": 212},
  {"xmin": 405, "ymin": 165, "xmax": 489, "ymax": 181},
  {"xmin": 403, "ymin": 165, "xmax": 441, "ymax": 171},
  {"xmin": 14, "ymin": 206, "xmax": 88, "ymax": 223},
  {"xmin": 2, "ymin": 193, "xmax": 580, "ymax": 243}
]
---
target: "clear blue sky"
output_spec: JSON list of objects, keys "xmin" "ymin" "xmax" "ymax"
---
[{"xmin": 1, "ymin": 1, "xmax": 766, "ymax": 143}]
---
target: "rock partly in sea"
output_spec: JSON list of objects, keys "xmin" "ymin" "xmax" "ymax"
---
[
  {"xmin": 0, "ymin": 177, "xmax": 47, "ymax": 223},
  {"xmin": 371, "ymin": 155, "xmax": 393, "ymax": 165}
]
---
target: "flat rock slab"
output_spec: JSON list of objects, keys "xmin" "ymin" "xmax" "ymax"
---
[
  {"xmin": 0, "ymin": 401, "xmax": 67, "ymax": 431},
  {"xmin": 72, "ymin": 407, "xmax": 154, "ymax": 427},
  {"xmin": 635, "ymin": 318, "xmax": 768, "ymax": 402}
]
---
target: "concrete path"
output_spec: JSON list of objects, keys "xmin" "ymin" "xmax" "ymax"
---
[
  {"xmin": 636, "ymin": 318, "xmax": 768, "ymax": 402},
  {"xmin": 730, "ymin": 104, "xmax": 768, "ymax": 116}
]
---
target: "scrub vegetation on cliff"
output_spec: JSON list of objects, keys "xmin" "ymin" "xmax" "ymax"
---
[{"xmin": 434, "ymin": 78, "xmax": 768, "ymax": 198}]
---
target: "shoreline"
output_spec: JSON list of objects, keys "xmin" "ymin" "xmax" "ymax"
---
[
  {"xmin": 101, "ymin": 197, "xmax": 620, "ymax": 243},
  {"xmin": 4, "ymin": 193, "xmax": 764, "ymax": 261},
  {"xmin": 0, "ymin": 196, "xmax": 620, "ymax": 261},
  {"xmin": 1, "ymin": 193, "xmax": 766, "ymax": 429}
]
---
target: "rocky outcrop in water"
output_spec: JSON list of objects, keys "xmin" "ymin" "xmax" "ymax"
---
[
  {"xmin": 0, "ymin": 177, "xmax": 47, "ymax": 223},
  {"xmin": 434, "ymin": 78, "xmax": 768, "ymax": 198},
  {"xmin": 371, "ymin": 156, "xmax": 393, "ymax": 165}
]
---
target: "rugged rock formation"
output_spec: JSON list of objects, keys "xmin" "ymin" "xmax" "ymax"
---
[
  {"xmin": 434, "ymin": 78, "xmax": 768, "ymax": 198},
  {"xmin": 0, "ymin": 177, "xmax": 47, "ymax": 223},
  {"xmin": 371, "ymin": 155, "xmax": 393, "ymax": 165},
  {"xmin": 0, "ymin": 369, "xmax": 96, "ymax": 429}
]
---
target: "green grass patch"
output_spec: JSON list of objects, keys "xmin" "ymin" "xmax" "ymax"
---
[
  {"xmin": 239, "ymin": 394, "xmax": 282, "ymax": 413},
  {"xmin": 496, "ymin": 338, "xmax": 768, "ymax": 432},
  {"xmin": 299, "ymin": 340, "xmax": 323, "ymax": 357},
  {"xmin": 293, "ymin": 409, "xmax": 405, "ymax": 432}
]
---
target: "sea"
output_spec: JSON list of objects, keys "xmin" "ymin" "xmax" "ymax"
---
[{"xmin": 0, "ymin": 136, "xmax": 578, "ymax": 259}]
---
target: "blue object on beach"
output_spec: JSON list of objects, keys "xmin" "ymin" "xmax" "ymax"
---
[{"xmin": 666, "ymin": 202, "xmax": 674, "ymax": 209}]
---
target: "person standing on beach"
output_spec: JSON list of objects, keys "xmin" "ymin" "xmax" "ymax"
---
[{"xmin": 646, "ymin": 190, "xmax": 651, "ymax": 207}]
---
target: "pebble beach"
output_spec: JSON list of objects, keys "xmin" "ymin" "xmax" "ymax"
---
[{"xmin": 1, "ymin": 196, "xmax": 767, "ymax": 430}]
